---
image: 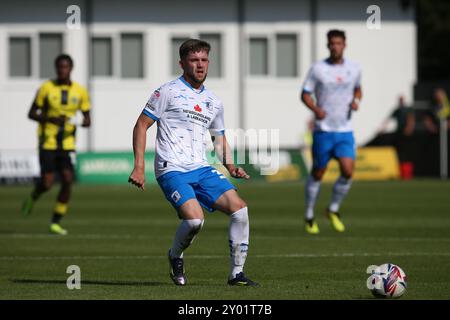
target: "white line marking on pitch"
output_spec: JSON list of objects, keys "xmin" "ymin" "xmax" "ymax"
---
[
  {"xmin": 1, "ymin": 234, "xmax": 450, "ymax": 242},
  {"xmin": 1, "ymin": 252, "xmax": 450, "ymax": 261}
]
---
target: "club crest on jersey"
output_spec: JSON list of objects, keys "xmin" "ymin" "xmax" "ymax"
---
[
  {"xmin": 171, "ymin": 190, "xmax": 181, "ymax": 203},
  {"xmin": 204, "ymin": 101, "xmax": 213, "ymax": 110},
  {"xmin": 194, "ymin": 104, "xmax": 202, "ymax": 112}
]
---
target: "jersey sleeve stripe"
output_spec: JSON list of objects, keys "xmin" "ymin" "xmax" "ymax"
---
[
  {"xmin": 142, "ymin": 109, "xmax": 159, "ymax": 121},
  {"xmin": 209, "ymin": 129, "xmax": 225, "ymax": 136}
]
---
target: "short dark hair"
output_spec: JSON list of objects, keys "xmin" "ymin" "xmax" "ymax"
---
[
  {"xmin": 327, "ymin": 29, "xmax": 346, "ymax": 41},
  {"xmin": 55, "ymin": 54, "xmax": 74, "ymax": 68},
  {"xmin": 179, "ymin": 39, "xmax": 211, "ymax": 60}
]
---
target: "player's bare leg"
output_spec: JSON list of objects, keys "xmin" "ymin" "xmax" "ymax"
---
[
  {"xmin": 213, "ymin": 189, "xmax": 259, "ymax": 286},
  {"xmin": 338, "ymin": 157, "xmax": 354, "ymax": 179},
  {"xmin": 21, "ymin": 172, "xmax": 54, "ymax": 216},
  {"xmin": 33, "ymin": 172, "xmax": 55, "ymax": 200},
  {"xmin": 168, "ymin": 199, "xmax": 204, "ymax": 286},
  {"xmin": 49, "ymin": 168, "xmax": 73, "ymax": 235},
  {"xmin": 326, "ymin": 157, "xmax": 354, "ymax": 232}
]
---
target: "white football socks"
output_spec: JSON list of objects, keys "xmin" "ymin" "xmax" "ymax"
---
[
  {"xmin": 170, "ymin": 218, "xmax": 204, "ymax": 259},
  {"xmin": 228, "ymin": 207, "xmax": 249, "ymax": 279},
  {"xmin": 305, "ymin": 175, "xmax": 321, "ymax": 220},
  {"xmin": 329, "ymin": 176, "xmax": 352, "ymax": 212}
]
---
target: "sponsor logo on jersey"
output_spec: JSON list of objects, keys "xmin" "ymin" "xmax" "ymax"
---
[
  {"xmin": 149, "ymin": 89, "xmax": 161, "ymax": 103},
  {"xmin": 145, "ymin": 102, "xmax": 156, "ymax": 111},
  {"xmin": 194, "ymin": 104, "xmax": 202, "ymax": 112},
  {"xmin": 182, "ymin": 108, "xmax": 211, "ymax": 124}
]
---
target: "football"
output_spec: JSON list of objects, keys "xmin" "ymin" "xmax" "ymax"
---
[{"xmin": 366, "ymin": 263, "xmax": 407, "ymax": 298}]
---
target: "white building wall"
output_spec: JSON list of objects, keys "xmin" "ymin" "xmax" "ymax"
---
[
  {"xmin": 87, "ymin": 21, "xmax": 241, "ymax": 151},
  {"xmin": 0, "ymin": 0, "xmax": 417, "ymax": 152},
  {"xmin": 244, "ymin": 20, "xmax": 313, "ymax": 147}
]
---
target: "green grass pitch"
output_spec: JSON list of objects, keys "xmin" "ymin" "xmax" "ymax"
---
[{"xmin": 1, "ymin": 180, "xmax": 450, "ymax": 299}]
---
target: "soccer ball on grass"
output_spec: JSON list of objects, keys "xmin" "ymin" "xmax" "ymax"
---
[{"xmin": 366, "ymin": 263, "xmax": 407, "ymax": 298}]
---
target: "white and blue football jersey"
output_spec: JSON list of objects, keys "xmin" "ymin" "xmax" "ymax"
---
[
  {"xmin": 302, "ymin": 58, "xmax": 362, "ymax": 132},
  {"xmin": 143, "ymin": 76, "xmax": 225, "ymax": 178}
]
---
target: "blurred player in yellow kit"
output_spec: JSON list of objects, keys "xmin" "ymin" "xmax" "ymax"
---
[{"xmin": 21, "ymin": 54, "xmax": 91, "ymax": 235}]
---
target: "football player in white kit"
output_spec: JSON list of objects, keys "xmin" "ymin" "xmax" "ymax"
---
[
  {"xmin": 129, "ymin": 39, "xmax": 258, "ymax": 286},
  {"xmin": 301, "ymin": 30, "xmax": 362, "ymax": 234}
]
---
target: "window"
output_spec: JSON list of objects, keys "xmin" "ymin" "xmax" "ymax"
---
[
  {"xmin": 199, "ymin": 33, "xmax": 222, "ymax": 78},
  {"xmin": 171, "ymin": 37, "xmax": 189, "ymax": 75},
  {"xmin": 9, "ymin": 33, "xmax": 63, "ymax": 78},
  {"xmin": 249, "ymin": 38, "xmax": 268, "ymax": 76},
  {"xmin": 91, "ymin": 34, "xmax": 145, "ymax": 78},
  {"xmin": 121, "ymin": 33, "xmax": 144, "ymax": 78},
  {"xmin": 91, "ymin": 37, "xmax": 113, "ymax": 76},
  {"xmin": 248, "ymin": 33, "xmax": 299, "ymax": 78},
  {"xmin": 39, "ymin": 34, "xmax": 63, "ymax": 79},
  {"xmin": 9, "ymin": 37, "xmax": 32, "ymax": 77},
  {"xmin": 276, "ymin": 34, "xmax": 297, "ymax": 77}
]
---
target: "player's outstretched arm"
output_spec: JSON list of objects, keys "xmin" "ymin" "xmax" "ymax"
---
[
  {"xmin": 351, "ymin": 87, "xmax": 362, "ymax": 111},
  {"xmin": 129, "ymin": 113, "xmax": 155, "ymax": 190},
  {"xmin": 348, "ymin": 86, "xmax": 362, "ymax": 119},
  {"xmin": 301, "ymin": 91, "xmax": 326, "ymax": 120},
  {"xmin": 212, "ymin": 134, "xmax": 250, "ymax": 180},
  {"xmin": 28, "ymin": 102, "xmax": 65, "ymax": 126},
  {"xmin": 81, "ymin": 111, "xmax": 91, "ymax": 127}
]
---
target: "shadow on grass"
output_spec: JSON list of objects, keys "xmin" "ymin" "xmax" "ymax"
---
[{"xmin": 11, "ymin": 279, "xmax": 168, "ymax": 287}]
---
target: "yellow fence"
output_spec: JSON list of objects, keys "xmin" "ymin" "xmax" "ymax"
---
[{"xmin": 304, "ymin": 147, "xmax": 400, "ymax": 182}]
